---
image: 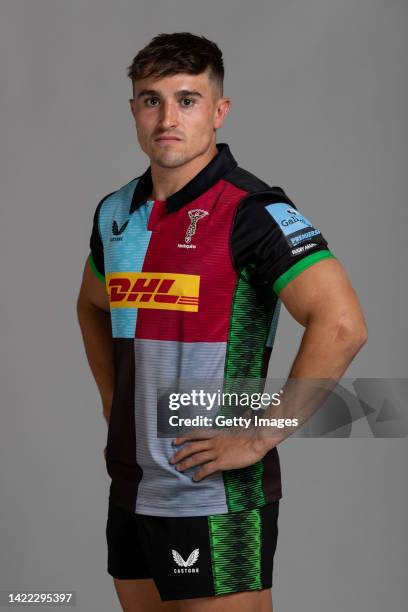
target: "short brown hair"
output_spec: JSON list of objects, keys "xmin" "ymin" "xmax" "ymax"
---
[{"xmin": 127, "ymin": 32, "xmax": 224, "ymax": 97}]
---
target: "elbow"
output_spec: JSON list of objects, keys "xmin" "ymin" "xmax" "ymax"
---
[{"xmin": 335, "ymin": 314, "xmax": 368, "ymax": 355}]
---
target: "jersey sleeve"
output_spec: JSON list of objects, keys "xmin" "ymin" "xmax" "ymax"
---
[
  {"xmin": 88, "ymin": 197, "xmax": 106, "ymax": 283},
  {"xmin": 231, "ymin": 187, "xmax": 335, "ymax": 295}
]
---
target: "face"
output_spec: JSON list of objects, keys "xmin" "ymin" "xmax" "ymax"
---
[{"xmin": 129, "ymin": 69, "xmax": 231, "ymax": 169}]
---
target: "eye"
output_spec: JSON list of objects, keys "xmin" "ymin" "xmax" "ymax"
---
[
  {"xmin": 145, "ymin": 97, "xmax": 160, "ymax": 107},
  {"xmin": 180, "ymin": 98, "xmax": 195, "ymax": 107}
]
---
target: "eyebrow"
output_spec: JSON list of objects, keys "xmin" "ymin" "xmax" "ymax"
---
[{"xmin": 136, "ymin": 89, "xmax": 203, "ymax": 99}]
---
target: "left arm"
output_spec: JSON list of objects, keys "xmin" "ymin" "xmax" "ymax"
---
[
  {"xmin": 279, "ymin": 256, "xmax": 368, "ymax": 380},
  {"xmin": 170, "ymin": 257, "xmax": 368, "ymax": 480}
]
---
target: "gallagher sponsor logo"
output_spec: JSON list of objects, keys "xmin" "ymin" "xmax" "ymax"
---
[
  {"xmin": 281, "ymin": 209, "xmax": 311, "ymax": 227},
  {"xmin": 106, "ymin": 272, "xmax": 200, "ymax": 312}
]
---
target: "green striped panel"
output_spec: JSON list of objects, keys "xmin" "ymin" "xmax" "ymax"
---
[
  {"xmin": 208, "ymin": 507, "xmax": 262, "ymax": 595},
  {"xmin": 221, "ymin": 267, "xmax": 279, "ymax": 511}
]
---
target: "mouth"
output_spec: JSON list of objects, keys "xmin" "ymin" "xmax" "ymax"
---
[{"xmin": 154, "ymin": 136, "xmax": 182, "ymax": 142}]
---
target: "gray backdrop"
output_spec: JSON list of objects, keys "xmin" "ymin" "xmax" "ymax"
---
[{"xmin": 0, "ymin": 0, "xmax": 407, "ymax": 610}]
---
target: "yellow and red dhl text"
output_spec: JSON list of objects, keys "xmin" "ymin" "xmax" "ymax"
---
[{"xmin": 106, "ymin": 272, "xmax": 200, "ymax": 312}]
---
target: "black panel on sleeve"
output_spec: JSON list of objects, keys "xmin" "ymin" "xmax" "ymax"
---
[
  {"xmin": 231, "ymin": 188, "xmax": 330, "ymax": 289},
  {"xmin": 89, "ymin": 191, "xmax": 116, "ymax": 278}
]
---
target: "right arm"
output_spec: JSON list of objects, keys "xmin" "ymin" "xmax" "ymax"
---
[{"xmin": 76, "ymin": 255, "xmax": 114, "ymax": 425}]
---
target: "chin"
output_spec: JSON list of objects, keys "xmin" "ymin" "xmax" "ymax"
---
[{"xmin": 154, "ymin": 152, "xmax": 188, "ymax": 168}]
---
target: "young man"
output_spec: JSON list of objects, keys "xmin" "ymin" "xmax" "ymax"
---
[{"xmin": 77, "ymin": 32, "xmax": 368, "ymax": 612}]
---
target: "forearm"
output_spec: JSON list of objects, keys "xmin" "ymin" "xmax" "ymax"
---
[
  {"xmin": 258, "ymin": 316, "xmax": 367, "ymax": 448},
  {"xmin": 288, "ymin": 315, "xmax": 366, "ymax": 379},
  {"xmin": 77, "ymin": 301, "xmax": 114, "ymax": 424}
]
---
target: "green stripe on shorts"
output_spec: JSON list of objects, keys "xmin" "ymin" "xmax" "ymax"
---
[{"xmin": 208, "ymin": 507, "xmax": 262, "ymax": 595}]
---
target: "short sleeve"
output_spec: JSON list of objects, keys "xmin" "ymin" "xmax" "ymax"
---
[
  {"xmin": 231, "ymin": 187, "xmax": 335, "ymax": 295},
  {"xmin": 88, "ymin": 197, "xmax": 106, "ymax": 282}
]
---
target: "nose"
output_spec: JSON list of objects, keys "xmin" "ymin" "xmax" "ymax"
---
[{"xmin": 158, "ymin": 99, "xmax": 179, "ymax": 130}]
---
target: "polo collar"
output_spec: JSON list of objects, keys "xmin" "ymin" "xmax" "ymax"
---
[{"xmin": 129, "ymin": 142, "xmax": 238, "ymax": 214}]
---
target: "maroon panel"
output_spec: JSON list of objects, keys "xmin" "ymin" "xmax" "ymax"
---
[{"xmin": 136, "ymin": 180, "xmax": 248, "ymax": 342}]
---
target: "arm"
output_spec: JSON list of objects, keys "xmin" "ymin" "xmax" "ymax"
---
[
  {"xmin": 281, "ymin": 256, "xmax": 368, "ymax": 379},
  {"xmin": 170, "ymin": 189, "xmax": 368, "ymax": 478},
  {"xmin": 76, "ymin": 255, "xmax": 114, "ymax": 425},
  {"xmin": 256, "ymin": 255, "xmax": 368, "ymax": 449},
  {"xmin": 170, "ymin": 257, "xmax": 368, "ymax": 477}
]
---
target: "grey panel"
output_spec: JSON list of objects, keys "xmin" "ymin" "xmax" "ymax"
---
[{"xmin": 134, "ymin": 338, "xmax": 229, "ymax": 516}]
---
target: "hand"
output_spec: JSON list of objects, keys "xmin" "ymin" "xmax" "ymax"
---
[{"xmin": 169, "ymin": 427, "xmax": 275, "ymax": 482}]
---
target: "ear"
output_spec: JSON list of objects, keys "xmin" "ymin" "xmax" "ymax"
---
[
  {"xmin": 129, "ymin": 98, "xmax": 136, "ymax": 120},
  {"xmin": 214, "ymin": 97, "xmax": 231, "ymax": 129}
]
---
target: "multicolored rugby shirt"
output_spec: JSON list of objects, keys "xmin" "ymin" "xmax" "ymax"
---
[{"xmin": 89, "ymin": 143, "xmax": 334, "ymax": 517}]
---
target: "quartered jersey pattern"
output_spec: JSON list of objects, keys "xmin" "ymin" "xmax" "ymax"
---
[{"xmin": 89, "ymin": 143, "xmax": 334, "ymax": 516}]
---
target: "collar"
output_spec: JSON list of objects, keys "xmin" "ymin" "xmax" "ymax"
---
[{"xmin": 129, "ymin": 142, "xmax": 238, "ymax": 214}]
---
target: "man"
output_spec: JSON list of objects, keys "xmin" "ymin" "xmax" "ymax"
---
[{"xmin": 77, "ymin": 32, "xmax": 368, "ymax": 612}]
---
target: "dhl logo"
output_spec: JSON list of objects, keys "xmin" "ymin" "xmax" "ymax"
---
[{"xmin": 106, "ymin": 272, "xmax": 200, "ymax": 312}]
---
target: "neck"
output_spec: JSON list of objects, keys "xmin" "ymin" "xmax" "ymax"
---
[{"xmin": 149, "ymin": 142, "xmax": 219, "ymax": 201}]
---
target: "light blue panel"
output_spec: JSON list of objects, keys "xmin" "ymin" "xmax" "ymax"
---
[{"xmin": 98, "ymin": 178, "xmax": 153, "ymax": 338}]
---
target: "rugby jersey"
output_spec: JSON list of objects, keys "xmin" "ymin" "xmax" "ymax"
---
[{"xmin": 89, "ymin": 142, "xmax": 334, "ymax": 516}]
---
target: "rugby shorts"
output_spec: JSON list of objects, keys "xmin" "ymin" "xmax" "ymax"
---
[{"xmin": 106, "ymin": 498, "xmax": 279, "ymax": 602}]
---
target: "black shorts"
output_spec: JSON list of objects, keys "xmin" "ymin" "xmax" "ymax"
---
[{"xmin": 106, "ymin": 499, "xmax": 280, "ymax": 602}]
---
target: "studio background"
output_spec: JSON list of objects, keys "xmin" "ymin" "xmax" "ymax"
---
[{"xmin": 0, "ymin": 0, "xmax": 407, "ymax": 610}]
